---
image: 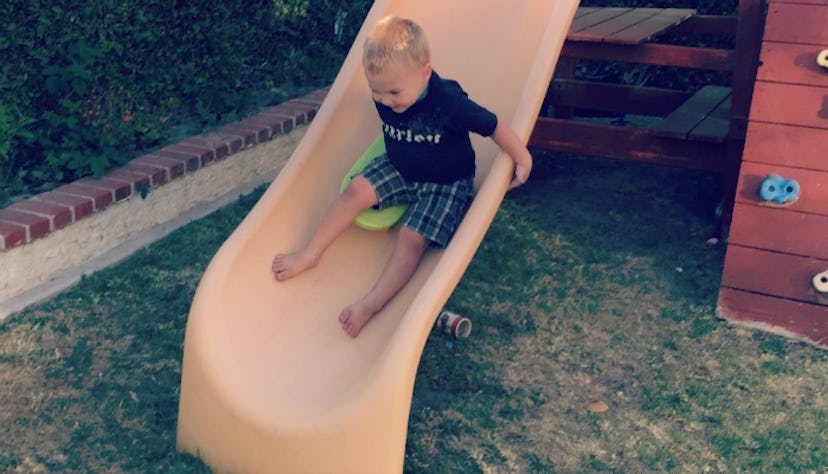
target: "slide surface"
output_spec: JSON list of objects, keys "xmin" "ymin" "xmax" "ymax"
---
[{"xmin": 176, "ymin": 1, "xmax": 578, "ymax": 472}]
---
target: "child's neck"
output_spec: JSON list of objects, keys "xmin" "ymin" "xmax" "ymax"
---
[{"xmin": 417, "ymin": 81, "xmax": 429, "ymax": 102}]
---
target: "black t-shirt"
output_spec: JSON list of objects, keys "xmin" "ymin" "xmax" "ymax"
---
[{"xmin": 374, "ymin": 71, "xmax": 498, "ymax": 184}]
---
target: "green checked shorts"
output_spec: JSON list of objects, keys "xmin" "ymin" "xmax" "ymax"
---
[{"xmin": 360, "ymin": 154, "xmax": 474, "ymax": 248}]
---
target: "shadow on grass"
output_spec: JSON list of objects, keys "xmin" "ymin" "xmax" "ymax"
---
[
  {"xmin": 404, "ymin": 153, "xmax": 827, "ymax": 473},
  {"xmin": 1, "ymin": 153, "xmax": 826, "ymax": 473}
]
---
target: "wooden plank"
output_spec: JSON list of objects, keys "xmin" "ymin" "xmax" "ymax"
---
[
  {"xmin": 571, "ymin": 8, "xmax": 663, "ymax": 43},
  {"xmin": 742, "ymin": 121, "xmax": 828, "ymax": 170},
  {"xmin": 721, "ymin": 244, "xmax": 828, "ymax": 304},
  {"xmin": 743, "ymin": 122, "xmax": 828, "ymax": 171},
  {"xmin": 529, "ymin": 117, "xmax": 725, "ymax": 171},
  {"xmin": 728, "ymin": 202, "xmax": 828, "ymax": 259},
  {"xmin": 757, "ymin": 42, "xmax": 828, "ymax": 87},
  {"xmin": 653, "ymin": 85, "xmax": 731, "ymax": 139},
  {"xmin": 607, "ymin": 8, "xmax": 697, "ymax": 44},
  {"xmin": 763, "ymin": 2, "xmax": 828, "ymax": 44},
  {"xmin": 569, "ymin": 8, "xmax": 631, "ymax": 35},
  {"xmin": 735, "ymin": 161, "xmax": 828, "ymax": 215},
  {"xmin": 750, "ymin": 81, "xmax": 828, "ymax": 129},
  {"xmin": 561, "ymin": 42, "xmax": 733, "ymax": 71},
  {"xmin": 574, "ymin": 7, "xmax": 600, "ymax": 18},
  {"xmin": 548, "ymin": 79, "xmax": 690, "ymax": 116},
  {"xmin": 718, "ymin": 288, "xmax": 828, "ymax": 348},
  {"xmin": 689, "ymin": 95, "xmax": 731, "ymax": 142},
  {"xmin": 568, "ymin": 8, "xmax": 696, "ymax": 44},
  {"xmin": 770, "ymin": 0, "xmax": 828, "ymax": 7}
]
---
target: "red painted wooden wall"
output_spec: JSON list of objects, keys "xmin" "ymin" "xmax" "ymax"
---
[{"xmin": 718, "ymin": 0, "xmax": 828, "ymax": 347}]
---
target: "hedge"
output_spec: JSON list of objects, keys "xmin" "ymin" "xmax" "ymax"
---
[{"xmin": 0, "ymin": 0, "xmax": 371, "ymax": 204}]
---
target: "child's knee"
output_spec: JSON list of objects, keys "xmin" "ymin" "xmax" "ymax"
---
[
  {"xmin": 343, "ymin": 175, "xmax": 379, "ymax": 208},
  {"xmin": 398, "ymin": 226, "xmax": 428, "ymax": 250}
]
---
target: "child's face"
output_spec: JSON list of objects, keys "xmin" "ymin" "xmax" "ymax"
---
[{"xmin": 366, "ymin": 60, "xmax": 431, "ymax": 114}]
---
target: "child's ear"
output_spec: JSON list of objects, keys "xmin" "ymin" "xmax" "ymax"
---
[{"xmin": 422, "ymin": 62, "xmax": 432, "ymax": 80}]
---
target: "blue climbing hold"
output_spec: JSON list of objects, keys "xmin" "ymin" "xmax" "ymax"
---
[{"xmin": 759, "ymin": 174, "xmax": 800, "ymax": 205}]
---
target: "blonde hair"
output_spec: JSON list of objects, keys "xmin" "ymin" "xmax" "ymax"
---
[{"xmin": 363, "ymin": 15, "xmax": 430, "ymax": 75}]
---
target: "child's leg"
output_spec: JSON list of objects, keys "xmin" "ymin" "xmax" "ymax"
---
[
  {"xmin": 339, "ymin": 226, "xmax": 427, "ymax": 337},
  {"xmin": 273, "ymin": 175, "xmax": 378, "ymax": 281},
  {"xmin": 338, "ymin": 179, "xmax": 473, "ymax": 337}
]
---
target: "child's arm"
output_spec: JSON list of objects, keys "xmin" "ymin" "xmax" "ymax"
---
[{"xmin": 491, "ymin": 119, "xmax": 533, "ymax": 189}]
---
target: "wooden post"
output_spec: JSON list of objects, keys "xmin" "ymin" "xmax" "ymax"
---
[{"xmin": 719, "ymin": 0, "xmax": 766, "ymax": 237}]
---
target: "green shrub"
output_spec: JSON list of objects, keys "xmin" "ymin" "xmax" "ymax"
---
[
  {"xmin": 0, "ymin": 0, "xmax": 371, "ymax": 204},
  {"xmin": 0, "ymin": 102, "xmax": 35, "ymax": 203}
]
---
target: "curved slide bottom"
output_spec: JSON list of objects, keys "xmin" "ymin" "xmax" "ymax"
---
[{"xmin": 176, "ymin": 1, "xmax": 578, "ymax": 472}]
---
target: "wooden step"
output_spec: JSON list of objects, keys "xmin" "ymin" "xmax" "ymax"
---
[
  {"xmin": 652, "ymin": 85, "xmax": 732, "ymax": 142},
  {"xmin": 568, "ymin": 7, "xmax": 696, "ymax": 45}
]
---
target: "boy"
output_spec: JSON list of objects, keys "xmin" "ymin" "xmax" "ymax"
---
[{"xmin": 273, "ymin": 15, "xmax": 532, "ymax": 337}]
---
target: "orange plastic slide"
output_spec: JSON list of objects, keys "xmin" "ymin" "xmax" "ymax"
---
[{"xmin": 176, "ymin": 1, "xmax": 578, "ymax": 472}]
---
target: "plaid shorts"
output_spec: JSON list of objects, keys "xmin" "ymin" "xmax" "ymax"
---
[{"xmin": 360, "ymin": 154, "xmax": 474, "ymax": 248}]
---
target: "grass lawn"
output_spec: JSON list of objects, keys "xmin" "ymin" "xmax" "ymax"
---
[{"xmin": 1, "ymin": 152, "xmax": 826, "ymax": 473}]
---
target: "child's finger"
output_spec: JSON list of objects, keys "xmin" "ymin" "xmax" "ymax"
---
[{"xmin": 508, "ymin": 175, "xmax": 526, "ymax": 189}]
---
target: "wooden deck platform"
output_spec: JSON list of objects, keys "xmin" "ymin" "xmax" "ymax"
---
[
  {"xmin": 530, "ymin": 2, "xmax": 765, "ymax": 234},
  {"xmin": 530, "ymin": 7, "xmax": 740, "ymax": 169},
  {"xmin": 717, "ymin": 0, "xmax": 828, "ymax": 347}
]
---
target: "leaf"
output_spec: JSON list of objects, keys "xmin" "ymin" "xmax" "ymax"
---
[
  {"xmin": 72, "ymin": 77, "xmax": 88, "ymax": 95},
  {"xmin": 45, "ymin": 74, "xmax": 61, "ymax": 94},
  {"xmin": 587, "ymin": 400, "xmax": 610, "ymax": 413}
]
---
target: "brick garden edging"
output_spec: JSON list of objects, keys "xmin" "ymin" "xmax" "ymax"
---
[{"xmin": 0, "ymin": 88, "xmax": 328, "ymax": 319}]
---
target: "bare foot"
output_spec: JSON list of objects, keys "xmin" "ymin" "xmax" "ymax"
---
[
  {"xmin": 272, "ymin": 250, "xmax": 319, "ymax": 281},
  {"xmin": 338, "ymin": 299, "xmax": 381, "ymax": 338}
]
